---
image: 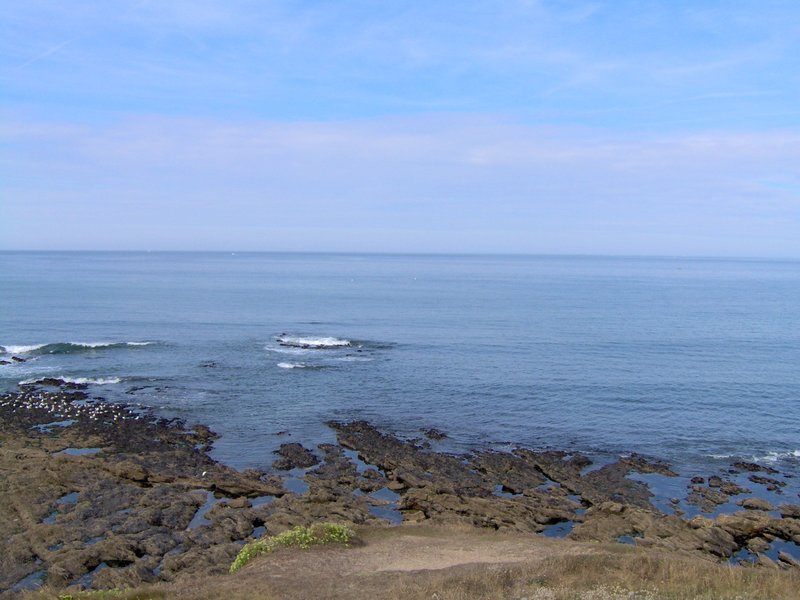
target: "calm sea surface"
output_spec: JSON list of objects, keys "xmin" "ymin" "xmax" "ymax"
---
[{"xmin": 2, "ymin": 252, "xmax": 799, "ymax": 481}]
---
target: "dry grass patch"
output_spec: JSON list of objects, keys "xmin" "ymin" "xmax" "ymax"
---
[{"xmin": 390, "ymin": 552, "xmax": 800, "ymax": 600}]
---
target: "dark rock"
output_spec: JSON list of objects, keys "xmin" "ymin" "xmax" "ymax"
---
[
  {"xmin": 750, "ymin": 474, "xmax": 787, "ymax": 491},
  {"xmin": 734, "ymin": 461, "xmax": 779, "ymax": 474},
  {"xmin": 686, "ymin": 485, "xmax": 729, "ymax": 512},
  {"xmin": 194, "ymin": 424, "xmax": 215, "ymax": 437},
  {"xmin": 272, "ymin": 443, "xmax": 319, "ymax": 470},
  {"xmin": 108, "ymin": 460, "xmax": 150, "ymax": 482},
  {"xmin": 757, "ymin": 553, "xmax": 779, "ymax": 569},
  {"xmin": 19, "ymin": 377, "xmax": 88, "ymax": 390},
  {"xmin": 778, "ymin": 551, "xmax": 800, "ymax": 568},
  {"xmin": 690, "ymin": 476, "xmax": 705, "ymax": 484},
  {"xmin": 362, "ymin": 468, "xmax": 382, "ymax": 480},
  {"xmin": 472, "ymin": 450, "xmax": 548, "ymax": 494},
  {"xmin": 422, "ymin": 428, "xmax": 448, "ymax": 440},
  {"xmin": 779, "ymin": 504, "xmax": 800, "ymax": 519},
  {"xmin": 11, "ymin": 356, "xmax": 26, "ymax": 363},
  {"xmin": 570, "ymin": 502, "xmax": 739, "ymax": 558},
  {"xmin": 746, "ymin": 537, "xmax": 771, "ymax": 552},
  {"xmin": 718, "ymin": 482, "xmax": 751, "ymax": 496},
  {"xmin": 226, "ymin": 497, "xmax": 250, "ymax": 509},
  {"xmin": 715, "ymin": 511, "xmax": 800, "ymax": 545},
  {"xmin": 4, "ymin": 395, "xmax": 795, "ymax": 594},
  {"xmin": 621, "ymin": 454, "xmax": 677, "ymax": 477},
  {"xmin": 705, "ymin": 474, "xmax": 751, "ymax": 495},
  {"xmin": 0, "ymin": 388, "xmax": 294, "ymax": 593},
  {"xmin": 737, "ymin": 498, "xmax": 775, "ymax": 511}
]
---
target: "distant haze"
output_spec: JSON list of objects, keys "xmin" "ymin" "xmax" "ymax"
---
[{"xmin": 2, "ymin": 1, "xmax": 799, "ymax": 256}]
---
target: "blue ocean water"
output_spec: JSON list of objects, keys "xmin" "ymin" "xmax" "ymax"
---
[{"xmin": 1, "ymin": 252, "xmax": 799, "ymax": 482}]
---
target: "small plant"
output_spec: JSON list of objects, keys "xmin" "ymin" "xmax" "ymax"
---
[{"xmin": 229, "ymin": 522, "xmax": 355, "ymax": 573}]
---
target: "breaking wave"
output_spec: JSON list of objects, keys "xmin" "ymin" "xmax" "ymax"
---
[
  {"xmin": 1, "ymin": 342, "xmax": 154, "ymax": 355},
  {"xmin": 275, "ymin": 335, "xmax": 353, "ymax": 349},
  {"xmin": 276, "ymin": 362, "xmax": 325, "ymax": 370},
  {"xmin": 755, "ymin": 450, "xmax": 800, "ymax": 464},
  {"xmin": 1, "ymin": 344, "xmax": 47, "ymax": 354},
  {"xmin": 708, "ymin": 450, "xmax": 800, "ymax": 464},
  {"xmin": 20, "ymin": 376, "xmax": 123, "ymax": 385}
]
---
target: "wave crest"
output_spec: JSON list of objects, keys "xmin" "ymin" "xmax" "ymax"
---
[
  {"xmin": 277, "ymin": 362, "xmax": 325, "ymax": 370},
  {"xmin": 20, "ymin": 376, "xmax": 122, "ymax": 385},
  {"xmin": 275, "ymin": 335, "xmax": 352, "ymax": 349},
  {"xmin": 1, "ymin": 341, "xmax": 154, "ymax": 355},
  {"xmin": 756, "ymin": 450, "xmax": 800, "ymax": 464}
]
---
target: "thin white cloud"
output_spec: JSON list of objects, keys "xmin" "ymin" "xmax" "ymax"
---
[
  {"xmin": 2, "ymin": 113, "xmax": 799, "ymax": 255},
  {"xmin": 12, "ymin": 37, "xmax": 77, "ymax": 71}
]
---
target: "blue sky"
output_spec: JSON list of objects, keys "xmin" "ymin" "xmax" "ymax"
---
[{"xmin": 2, "ymin": 0, "xmax": 799, "ymax": 255}]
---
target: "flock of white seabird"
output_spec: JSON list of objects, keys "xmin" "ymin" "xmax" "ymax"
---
[{"xmin": 0, "ymin": 388, "xmax": 142, "ymax": 426}]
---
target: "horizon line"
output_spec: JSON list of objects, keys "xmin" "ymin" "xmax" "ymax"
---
[{"xmin": 0, "ymin": 249, "xmax": 798, "ymax": 262}]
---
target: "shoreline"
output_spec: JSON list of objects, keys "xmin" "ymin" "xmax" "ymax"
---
[{"xmin": 1, "ymin": 381, "xmax": 799, "ymax": 596}]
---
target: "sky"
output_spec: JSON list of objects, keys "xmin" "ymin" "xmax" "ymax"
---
[{"xmin": 1, "ymin": 0, "xmax": 799, "ymax": 256}]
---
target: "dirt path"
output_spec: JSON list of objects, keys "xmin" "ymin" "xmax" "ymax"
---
[{"xmin": 347, "ymin": 527, "xmax": 584, "ymax": 573}]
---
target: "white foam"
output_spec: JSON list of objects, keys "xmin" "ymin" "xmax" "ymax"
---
[
  {"xmin": 265, "ymin": 345, "xmax": 311, "ymax": 355},
  {"xmin": 70, "ymin": 341, "xmax": 152, "ymax": 348},
  {"xmin": 20, "ymin": 376, "xmax": 122, "ymax": 385},
  {"xmin": 1, "ymin": 344, "xmax": 46, "ymax": 354},
  {"xmin": 755, "ymin": 450, "xmax": 800, "ymax": 464},
  {"xmin": 276, "ymin": 335, "xmax": 351, "ymax": 349},
  {"xmin": 68, "ymin": 376, "xmax": 122, "ymax": 385},
  {"xmin": 277, "ymin": 362, "xmax": 308, "ymax": 369},
  {"xmin": 2, "ymin": 341, "xmax": 153, "ymax": 353}
]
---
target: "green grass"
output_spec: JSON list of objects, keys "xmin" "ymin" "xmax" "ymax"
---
[{"xmin": 229, "ymin": 523, "xmax": 355, "ymax": 573}]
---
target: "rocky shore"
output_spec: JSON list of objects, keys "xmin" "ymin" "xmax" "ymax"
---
[{"xmin": 1, "ymin": 381, "xmax": 799, "ymax": 596}]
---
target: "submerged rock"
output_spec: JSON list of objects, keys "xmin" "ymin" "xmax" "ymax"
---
[
  {"xmin": 734, "ymin": 461, "xmax": 779, "ymax": 475},
  {"xmin": 750, "ymin": 474, "xmax": 787, "ymax": 491},
  {"xmin": 421, "ymin": 428, "xmax": 448, "ymax": 441}
]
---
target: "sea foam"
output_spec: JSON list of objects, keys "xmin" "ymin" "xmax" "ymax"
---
[
  {"xmin": 20, "ymin": 376, "xmax": 123, "ymax": 385},
  {"xmin": 275, "ymin": 335, "xmax": 352, "ymax": 349},
  {"xmin": 0, "ymin": 344, "xmax": 47, "ymax": 354},
  {"xmin": 277, "ymin": 362, "xmax": 308, "ymax": 369},
  {"xmin": 1, "ymin": 341, "xmax": 153, "ymax": 355},
  {"xmin": 756, "ymin": 450, "xmax": 800, "ymax": 464}
]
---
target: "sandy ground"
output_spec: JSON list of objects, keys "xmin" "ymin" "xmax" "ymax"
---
[{"xmin": 275, "ymin": 526, "xmax": 584, "ymax": 574}]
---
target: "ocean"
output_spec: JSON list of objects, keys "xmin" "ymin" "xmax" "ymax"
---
[{"xmin": 2, "ymin": 251, "xmax": 799, "ymax": 487}]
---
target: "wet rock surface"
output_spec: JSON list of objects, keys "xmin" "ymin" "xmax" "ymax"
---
[
  {"xmin": 0, "ymin": 386, "xmax": 379, "ymax": 596},
  {"xmin": 272, "ymin": 443, "xmax": 320, "ymax": 471},
  {"xmin": 2, "ymin": 386, "xmax": 799, "ymax": 595},
  {"xmin": 421, "ymin": 428, "xmax": 448, "ymax": 441},
  {"xmin": 327, "ymin": 421, "xmax": 800, "ymax": 568}
]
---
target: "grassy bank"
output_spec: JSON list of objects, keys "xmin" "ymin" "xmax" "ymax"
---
[{"xmin": 21, "ymin": 525, "xmax": 800, "ymax": 600}]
